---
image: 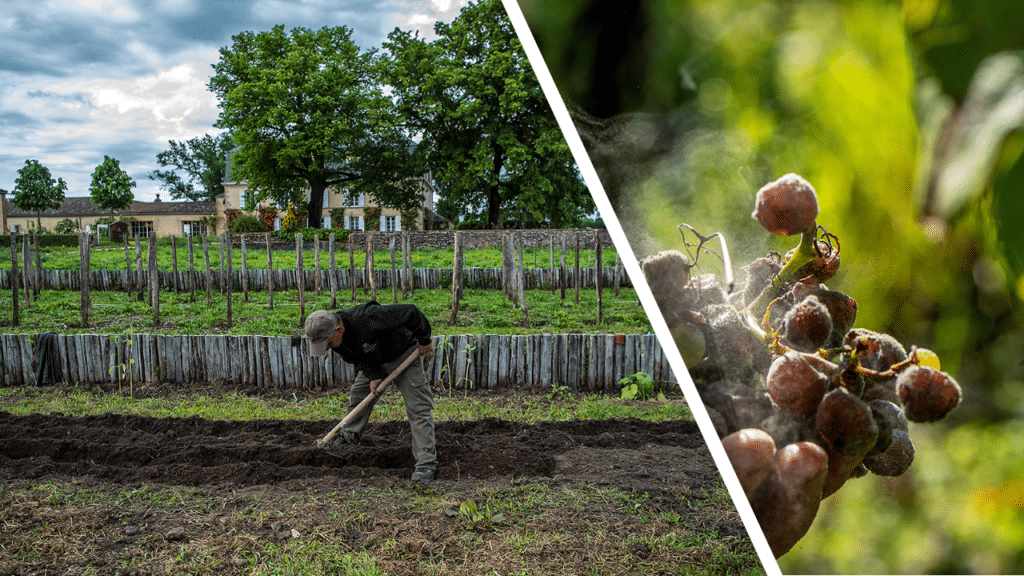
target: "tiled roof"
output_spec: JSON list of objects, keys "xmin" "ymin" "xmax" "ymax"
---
[
  {"xmin": 4, "ymin": 197, "xmax": 216, "ymax": 218},
  {"xmin": 426, "ymin": 210, "xmax": 453, "ymax": 224}
]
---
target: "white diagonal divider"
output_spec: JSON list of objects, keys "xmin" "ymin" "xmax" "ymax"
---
[{"xmin": 499, "ymin": 1, "xmax": 781, "ymax": 573}]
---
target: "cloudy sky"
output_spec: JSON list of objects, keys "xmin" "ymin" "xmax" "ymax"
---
[{"xmin": 0, "ymin": 0, "xmax": 471, "ymax": 203}]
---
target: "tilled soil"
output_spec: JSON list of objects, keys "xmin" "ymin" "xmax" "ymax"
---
[
  {"xmin": 0, "ymin": 412, "xmax": 716, "ymax": 493},
  {"xmin": 0, "ymin": 406, "xmax": 760, "ymax": 575}
]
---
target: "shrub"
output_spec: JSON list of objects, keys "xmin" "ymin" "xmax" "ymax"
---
[
  {"xmin": 363, "ymin": 206, "xmax": 382, "ymax": 230},
  {"xmin": 455, "ymin": 220, "xmax": 487, "ymax": 230},
  {"xmin": 54, "ymin": 218, "xmax": 78, "ymax": 234},
  {"xmin": 258, "ymin": 206, "xmax": 278, "ymax": 230},
  {"xmin": 329, "ymin": 208, "xmax": 346, "ymax": 227},
  {"xmin": 25, "ymin": 234, "xmax": 80, "ymax": 248},
  {"xmin": 230, "ymin": 214, "xmax": 267, "ymax": 234},
  {"xmin": 224, "ymin": 208, "xmax": 242, "ymax": 226},
  {"xmin": 269, "ymin": 228, "xmax": 348, "ymax": 243},
  {"xmin": 281, "ymin": 204, "xmax": 301, "ymax": 233},
  {"xmin": 401, "ymin": 208, "xmax": 420, "ymax": 230},
  {"xmin": 619, "ymin": 372, "xmax": 665, "ymax": 401}
]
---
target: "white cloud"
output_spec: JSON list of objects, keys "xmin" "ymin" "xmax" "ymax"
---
[
  {"xmin": 1, "ymin": 0, "xmax": 471, "ymax": 201},
  {"xmin": 4, "ymin": 61, "xmax": 221, "ymax": 199},
  {"xmin": 44, "ymin": 0, "xmax": 141, "ymax": 23},
  {"xmin": 396, "ymin": 0, "xmax": 469, "ymax": 40}
]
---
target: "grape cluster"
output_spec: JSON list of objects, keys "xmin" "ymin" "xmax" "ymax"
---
[{"xmin": 641, "ymin": 173, "xmax": 961, "ymax": 555}]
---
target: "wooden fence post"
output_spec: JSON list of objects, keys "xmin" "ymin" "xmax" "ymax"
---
[
  {"xmin": 366, "ymin": 231, "xmax": 376, "ymax": 302},
  {"xmin": 296, "ymin": 233, "xmax": 305, "ymax": 324},
  {"xmin": 241, "ymin": 234, "xmax": 249, "ymax": 303},
  {"xmin": 187, "ymin": 234, "xmax": 196, "ymax": 303},
  {"xmin": 123, "ymin": 235, "xmax": 131, "ymax": 296},
  {"xmin": 135, "ymin": 235, "xmax": 144, "ymax": 301},
  {"xmin": 329, "ymin": 232, "xmax": 337, "ymax": 309},
  {"xmin": 22, "ymin": 233, "xmax": 32, "ymax": 307},
  {"xmin": 9, "ymin": 235, "xmax": 18, "ymax": 327},
  {"xmin": 202, "ymin": 235, "xmax": 213, "ymax": 307},
  {"xmin": 389, "ymin": 234, "xmax": 398, "ymax": 304},
  {"xmin": 32, "ymin": 232, "xmax": 41, "ymax": 298},
  {"xmin": 574, "ymin": 230, "xmax": 581, "ymax": 304},
  {"xmin": 314, "ymin": 234, "xmax": 322, "ymax": 297},
  {"xmin": 225, "ymin": 232, "xmax": 233, "ymax": 329},
  {"xmin": 517, "ymin": 230, "xmax": 529, "ymax": 327},
  {"xmin": 80, "ymin": 232, "xmax": 91, "ymax": 327},
  {"xmin": 349, "ymin": 233, "xmax": 356, "ymax": 301},
  {"xmin": 401, "ymin": 230, "xmax": 411, "ymax": 299},
  {"xmin": 265, "ymin": 233, "xmax": 274, "ymax": 310},
  {"xmin": 595, "ymin": 230, "xmax": 602, "ymax": 324},
  {"xmin": 502, "ymin": 233, "xmax": 514, "ymax": 302},
  {"xmin": 218, "ymin": 235, "xmax": 226, "ymax": 294},
  {"xmin": 148, "ymin": 235, "xmax": 158, "ymax": 325},
  {"xmin": 170, "ymin": 235, "xmax": 179, "ymax": 295},
  {"xmin": 449, "ymin": 231, "xmax": 463, "ymax": 325},
  {"xmin": 560, "ymin": 235, "xmax": 567, "ymax": 299},
  {"xmin": 549, "ymin": 235, "xmax": 555, "ymax": 295}
]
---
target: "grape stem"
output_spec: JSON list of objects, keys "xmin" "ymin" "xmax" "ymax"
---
[
  {"xmin": 744, "ymin": 225, "xmax": 819, "ymax": 320},
  {"xmin": 740, "ymin": 226, "xmax": 819, "ymax": 353},
  {"xmin": 849, "ymin": 345, "xmax": 923, "ymax": 379}
]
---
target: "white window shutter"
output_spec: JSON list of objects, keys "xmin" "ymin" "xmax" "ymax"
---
[
  {"xmin": 358, "ymin": 216, "xmax": 364, "ymax": 231},
  {"xmin": 274, "ymin": 218, "xmax": 282, "ymax": 231},
  {"xmin": 323, "ymin": 188, "xmax": 329, "ymax": 208},
  {"xmin": 323, "ymin": 216, "xmax": 331, "ymax": 229},
  {"xmin": 395, "ymin": 214, "xmax": 402, "ymax": 231}
]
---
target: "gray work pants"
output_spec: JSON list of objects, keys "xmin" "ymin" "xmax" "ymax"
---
[{"xmin": 345, "ymin": 345, "xmax": 437, "ymax": 471}]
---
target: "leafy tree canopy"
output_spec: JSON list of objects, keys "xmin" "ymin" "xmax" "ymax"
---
[
  {"xmin": 208, "ymin": 25, "xmax": 421, "ymax": 229},
  {"xmin": 382, "ymin": 0, "xmax": 592, "ymax": 229},
  {"xmin": 12, "ymin": 159, "xmax": 67, "ymax": 230},
  {"xmin": 90, "ymin": 155, "xmax": 136, "ymax": 239},
  {"xmin": 150, "ymin": 133, "xmax": 234, "ymax": 202}
]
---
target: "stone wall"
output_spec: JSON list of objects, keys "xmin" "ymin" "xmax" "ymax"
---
[
  {"xmin": 235, "ymin": 228, "xmax": 614, "ymax": 252},
  {"xmin": 351, "ymin": 228, "xmax": 613, "ymax": 250}
]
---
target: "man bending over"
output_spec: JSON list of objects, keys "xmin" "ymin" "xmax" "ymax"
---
[{"xmin": 305, "ymin": 301, "xmax": 437, "ymax": 483}]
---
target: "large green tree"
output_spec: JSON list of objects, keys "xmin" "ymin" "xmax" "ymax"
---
[
  {"xmin": 208, "ymin": 25, "xmax": 420, "ymax": 229},
  {"xmin": 382, "ymin": 0, "xmax": 592, "ymax": 229},
  {"xmin": 150, "ymin": 133, "xmax": 234, "ymax": 202},
  {"xmin": 89, "ymin": 155, "xmax": 136, "ymax": 239},
  {"xmin": 12, "ymin": 159, "xmax": 68, "ymax": 231}
]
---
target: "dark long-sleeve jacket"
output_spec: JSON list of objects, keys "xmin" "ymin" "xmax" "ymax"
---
[{"xmin": 328, "ymin": 301, "xmax": 432, "ymax": 381}]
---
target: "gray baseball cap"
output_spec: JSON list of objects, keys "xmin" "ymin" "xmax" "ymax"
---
[{"xmin": 304, "ymin": 310, "xmax": 339, "ymax": 356}]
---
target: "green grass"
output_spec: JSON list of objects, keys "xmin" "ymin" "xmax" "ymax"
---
[
  {"xmin": 0, "ymin": 286, "xmax": 651, "ymax": 337},
  {"xmin": 0, "ymin": 387, "xmax": 764, "ymax": 576},
  {"xmin": 0, "ymin": 238, "xmax": 621, "ymax": 272},
  {"xmin": 0, "ymin": 385, "xmax": 691, "ymax": 423},
  {"xmin": 1, "ymin": 476, "xmax": 763, "ymax": 576}
]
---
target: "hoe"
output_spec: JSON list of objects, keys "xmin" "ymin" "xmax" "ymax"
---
[{"xmin": 316, "ymin": 348, "xmax": 422, "ymax": 449}]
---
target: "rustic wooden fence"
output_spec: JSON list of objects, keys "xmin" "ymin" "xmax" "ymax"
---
[
  {"xmin": 0, "ymin": 333, "xmax": 675, "ymax": 392},
  {"xmin": 0, "ymin": 266, "xmax": 629, "ymax": 292}
]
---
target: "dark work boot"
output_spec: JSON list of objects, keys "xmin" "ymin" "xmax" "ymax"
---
[{"xmin": 410, "ymin": 468, "xmax": 435, "ymax": 483}]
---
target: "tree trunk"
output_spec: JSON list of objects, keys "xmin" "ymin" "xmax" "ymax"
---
[
  {"xmin": 486, "ymin": 154, "xmax": 505, "ymax": 228},
  {"xmin": 306, "ymin": 180, "xmax": 328, "ymax": 229},
  {"xmin": 487, "ymin": 184, "xmax": 503, "ymax": 229}
]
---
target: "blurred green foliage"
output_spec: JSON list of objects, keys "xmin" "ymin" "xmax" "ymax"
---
[{"xmin": 522, "ymin": 0, "xmax": 1024, "ymax": 572}]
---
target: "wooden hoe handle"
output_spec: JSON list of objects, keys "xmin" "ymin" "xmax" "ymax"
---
[{"xmin": 317, "ymin": 348, "xmax": 422, "ymax": 448}]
